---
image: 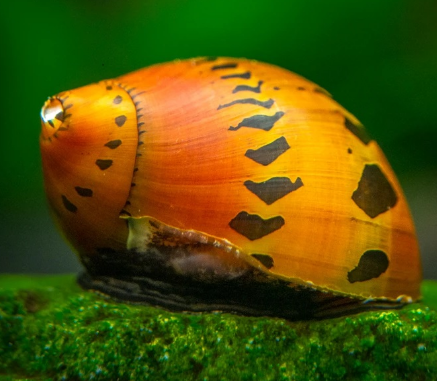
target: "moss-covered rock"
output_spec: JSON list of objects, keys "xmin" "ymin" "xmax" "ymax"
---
[{"xmin": 0, "ymin": 275, "xmax": 436, "ymax": 381}]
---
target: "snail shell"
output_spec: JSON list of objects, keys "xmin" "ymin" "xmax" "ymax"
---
[{"xmin": 40, "ymin": 57, "xmax": 421, "ymax": 319}]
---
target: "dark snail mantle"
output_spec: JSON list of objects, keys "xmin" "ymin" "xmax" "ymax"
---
[{"xmin": 40, "ymin": 57, "xmax": 421, "ymax": 320}]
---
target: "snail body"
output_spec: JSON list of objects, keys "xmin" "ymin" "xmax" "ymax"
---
[{"xmin": 40, "ymin": 57, "xmax": 421, "ymax": 319}]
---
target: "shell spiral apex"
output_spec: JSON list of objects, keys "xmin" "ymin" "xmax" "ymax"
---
[{"xmin": 40, "ymin": 57, "xmax": 421, "ymax": 320}]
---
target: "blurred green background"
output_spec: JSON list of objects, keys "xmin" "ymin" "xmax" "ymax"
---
[{"xmin": 1, "ymin": 0, "xmax": 436, "ymax": 278}]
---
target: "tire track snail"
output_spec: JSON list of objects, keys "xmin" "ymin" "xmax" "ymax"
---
[{"xmin": 40, "ymin": 57, "xmax": 421, "ymax": 319}]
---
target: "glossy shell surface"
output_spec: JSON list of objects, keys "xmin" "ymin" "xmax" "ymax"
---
[{"xmin": 40, "ymin": 57, "xmax": 421, "ymax": 306}]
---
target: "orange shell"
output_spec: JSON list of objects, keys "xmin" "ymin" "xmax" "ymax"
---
[{"xmin": 40, "ymin": 57, "xmax": 421, "ymax": 307}]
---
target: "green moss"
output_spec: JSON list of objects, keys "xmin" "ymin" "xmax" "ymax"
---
[{"xmin": 0, "ymin": 275, "xmax": 436, "ymax": 381}]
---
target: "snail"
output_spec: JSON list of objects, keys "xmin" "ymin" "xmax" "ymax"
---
[{"xmin": 40, "ymin": 57, "xmax": 421, "ymax": 320}]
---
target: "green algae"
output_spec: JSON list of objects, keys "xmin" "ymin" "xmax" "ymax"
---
[{"xmin": 0, "ymin": 275, "xmax": 436, "ymax": 381}]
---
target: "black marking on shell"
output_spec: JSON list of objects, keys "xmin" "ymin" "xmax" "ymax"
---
[
  {"xmin": 251, "ymin": 253, "xmax": 274, "ymax": 269},
  {"xmin": 348, "ymin": 250, "xmax": 389, "ymax": 283},
  {"xmin": 106, "ymin": 85, "xmax": 113, "ymax": 90},
  {"xmin": 104, "ymin": 140, "xmax": 122, "ymax": 149},
  {"xmin": 115, "ymin": 115, "xmax": 127, "ymax": 127},
  {"xmin": 120, "ymin": 209, "xmax": 132, "ymax": 217},
  {"xmin": 244, "ymin": 177, "xmax": 303, "ymax": 205},
  {"xmin": 59, "ymin": 96, "xmax": 69, "ymax": 104},
  {"xmin": 48, "ymin": 120, "xmax": 55, "ymax": 128},
  {"xmin": 218, "ymin": 98, "xmax": 274, "ymax": 110},
  {"xmin": 221, "ymin": 72, "xmax": 251, "ymax": 80},
  {"xmin": 211, "ymin": 63, "xmax": 238, "ymax": 70},
  {"xmin": 229, "ymin": 211, "xmax": 284, "ymax": 240},
  {"xmin": 55, "ymin": 112, "xmax": 64, "ymax": 122},
  {"xmin": 113, "ymin": 95, "xmax": 123, "ymax": 104},
  {"xmin": 245, "ymin": 136, "xmax": 290, "ymax": 166},
  {"xmin": 314, "ymin": 87, "xmax": 331, "ymax": 96},
  {"xmin": 195, "ymin": 57, "xmax": 218, "ymax": 65},
  {"xmin": 347, "ymin": 148, "xmax": 353, "ymax": 154},
  {"xmin": 61, "ymin": 195, "xmax": 77, "ymax": 213},
  {"xmin": 75, "ymin": 187, "xmax": 93, "ymax": 197},
  {"xmin": 352, "ymin": 164, "xmax": 397, "ymax": 218},
  {"xmin": 233, "ymin": 81, "xmax": 263, "ymax": 93},
  {"xmin": 131, "ymin": 91, "xmax": 146, "ymax": 100},
  {"xmin": 229, "ymin": 111, "xmax": 285, "ymax": 131},
  {"xmin": 274, "ymin": 87, "xmax": 280, "ymax": 90},
  {"xmin": 96, "ymin": 159, "xmax": 113, "ymax": 170},
  {"xmin": 344, "ymin": 117, "xmax": 371, "ymax": 145}
]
